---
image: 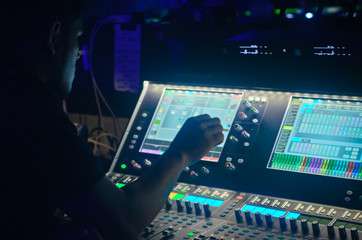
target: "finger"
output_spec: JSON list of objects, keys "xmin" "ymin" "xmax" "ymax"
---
[
  {"xmin": 200, "ymin": 117, "xmax": 221, "ymax": 129},
  {"xmin": 193, "ymin": 114, "xmax": 211, "ymax": 121},
  {"xmin": 212, "ymin": 132, "xmax": 225, "ymax": 146},
  {"xmin": 205, "ymin": 124, "xmax": 223, "ymax": 136}
]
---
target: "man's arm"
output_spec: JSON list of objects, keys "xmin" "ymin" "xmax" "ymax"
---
[{"xmin": 60, "ymin": 114, "xmax": 224, "ymax": 239}]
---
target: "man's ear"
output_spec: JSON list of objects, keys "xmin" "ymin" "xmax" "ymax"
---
[{"xmin": 49, "ymin": 22, "xmax": 61, "ymax": 55}]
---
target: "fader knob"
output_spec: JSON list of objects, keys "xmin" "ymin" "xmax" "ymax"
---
[
  {"xmin": 351, "ymin": 227, "xmax": 359, "ymax": 240},
  {"xmin": 245, "ymin": 210, "xmax": 253, "ymax": 225},
  {"xmin": 265, "ymin": 213, "xmax": 273, "ymax": 228},
  {"xmin": 203, "ymin": 203, "xmax": 211, "ymax": 218},
  {"xmin": 255, "ymin": 212, "xmax": 263, "ymax": 226},
  {"xmin": 194, "ymin": 202, "xmax": 202, "ymax": 216},
  {"xmin": 301, "ymin": 219, "xmax": 309, "ymax": 234},
  {"xmin": 327, "ymin": 223, "xmax": 335, "ymax": 238},
  {"xmin": 279, "ymin": 216, "xmax": 287, "ymax": 231},
  {"xmin": 165, "ymin": 197, "xmax": 172, "ymax": 212},
  {"xmin": 312, "ymin": 221, "xmax": 320, "ymax": 236},
  {"xmin": 176, "ymin": 200, "xmax": 184, "ymax": 212},
  {"xmin": 235, "ymin": 209, "xmax": 243, "ymax": 224},
  {"xmin": 290, "ymin": 218, "xmax": 298, "ymax": 233},
  {"xmin": 185, "ymin": 200, "xmax": 193, "ymax": 214},
  {"xmin": 339, "ymin": 225, "xmax": 347, "ymax": 240}
]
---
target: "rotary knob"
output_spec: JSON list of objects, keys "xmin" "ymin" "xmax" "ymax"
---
[
  {"xmin": 339, "ymin": 225, "xmax": 347, "ymax": 240},
  {"xmin": 203, "ymin": 203, "xmax": 211, "ymax": 218},
  {"xmin": 290, "ymin": 218, "xmax": 298, "ymax": 233},
  {"xmin": 255, "ymin": 212, "xmax": 263, "ymax": 226},
  {"xmin": 312, "ymin": 221, "xmax": 320, "ymax": 236},
  {"xmin": 279, "ymin": 216, "xmax": 287, "ymax": 231},
  {"xmin": 244, "ymin": 210, "xmax": 253, "ymax": 225},
  {"xmin": 351, "ymin": 227, "xmax": 359, "ymax": 240},
  {"xmin": 176, "ymin": 199, "xmax": 184, "ymax": 212},
  {"xmin": 194, "ymin": 202, "xmax": 202, "ymax": 216},
  {"xmin": 301, "ymin": 219, "xmax": 309, "ymax": 234},
  {"xmin": 235, "ymin": 209, "xmax": 243, "ymax": 224},
  {"xmin": 265, "ymin": 213, "xmax": 273, "ymax": 228},
  {"xmin": 327, "ymin": 223, "xmax": 335, "ymax": 238},
  {"xmin": 185, "ymin": 200, "xmax": 193, "ymax": 214},
  {"xmin": 165, "ymin": 197, "xmax": 172, "ymax": 212}
]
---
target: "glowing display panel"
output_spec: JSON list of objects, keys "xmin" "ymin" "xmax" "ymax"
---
[
  {"xmin": 140, "ymin": 89, "xmax": 242, "ymax": 162},
  {"xmin": 268, "ymin": 97, "xmax": 362, "ymax": 180}
]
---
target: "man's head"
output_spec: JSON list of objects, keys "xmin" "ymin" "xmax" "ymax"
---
[{"xmin": 1, "ymin": 0, "xmax": 91, "ymax": 98}]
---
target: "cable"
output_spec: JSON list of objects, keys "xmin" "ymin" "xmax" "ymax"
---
[
  {"xmin": 88, "ymin": 138, "xmax": 116, "ymax": 151},
  {"xmin": 88, "ymin": 15, "xmax": 132, "ymax": 138}
]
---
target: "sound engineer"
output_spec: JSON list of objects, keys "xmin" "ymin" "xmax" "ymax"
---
[{"xmin": 1, "ymin": 1, "xmax": 224, "ymax": 239}]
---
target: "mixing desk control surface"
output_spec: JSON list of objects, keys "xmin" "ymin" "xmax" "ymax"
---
[{"xmin": 107, "ymin": 81, "xmax": 361, "ymax": 239}]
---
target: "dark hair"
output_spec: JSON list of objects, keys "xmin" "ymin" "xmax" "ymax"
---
[{"xmin": 1, "ymin": 0, "xmax": 91, "ymax": 46}]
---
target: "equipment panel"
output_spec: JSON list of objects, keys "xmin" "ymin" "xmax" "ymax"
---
[{"xmin": 109, "ymin": 81, "xmax": 362, "ymax": 210}]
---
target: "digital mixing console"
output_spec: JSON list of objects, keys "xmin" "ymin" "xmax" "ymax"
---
[{"xmin": 107, "ymin": 81, "xmax": 362, "ymax": 240}]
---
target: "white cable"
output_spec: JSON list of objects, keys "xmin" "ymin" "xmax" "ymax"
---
[
  {"xmin": 88, "ymin": 138, "xmax": 116, "ymax": 151},
  {"xmin": 88, "ymin": 16, "xmax": 130, "ymax": 137}
]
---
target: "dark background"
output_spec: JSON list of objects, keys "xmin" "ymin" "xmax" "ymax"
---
[{"xmin": 67, "ymin": 0, "xmax": 362, "ymax": 119}]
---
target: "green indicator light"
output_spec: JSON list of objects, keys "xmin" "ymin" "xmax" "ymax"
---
[
  {"xmin": 250, "ymin": 107, "xmax": 254, "ymax": 111},
  {"xmin": 116, "ymin": 183, "xmax": 125, "ymax": 188},
  {"xmin": 173, "ymin": 193, "xmax": 186, "ymax": 200},
  {"xmin": 219, "ymin": 196, "xmax": 222, "ymax": 198},
  {"xmin": 274, "ymin": 9, "xmax": 281, "ymax": 15},
  {"xmin": 244, "ymin": 11, "xmax": 251, "ymax": 17},
  {"xmin": 188, "ymin": 232, "xmax": 194, "ymax": 237},
  {"xmin": 121, "ymin": 164, "xmax": 127, "ymax": 169},
  {"xmin": 201, "ymin": 193, "xmax": 204, "ymax": 195}
]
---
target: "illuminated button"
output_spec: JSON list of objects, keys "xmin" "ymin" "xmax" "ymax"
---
[
  {"xmin": 121, "ymin": 164, "xmax": 127, "ymax": 169},
  {"xmin": 188, "ymin": 232, "xmax": 194, "ymax": 237},
  {"xmin": 226, "ymin": 157, "xmax": 233, "ymax": 162},
  {"xmin": 233, "ymin": 227, "xmax": 240, "ymax": 231},
  {"xmin": 190, "ymin": 171, "xmax": 199, "ymax": 178},
  {"xmin": 234, "ymin": 123, "xmax": 244, "ymax": 132},
  {"xmin": 144, "ymin": 159, "xmax": 152, "ymax": 166},
  {"xmin": 236, "ymin": 196, "xmax": 243, "ymax": 200},
  {"xmin": 243, "ymin": 101, "xmax": 252, "ymax": 107},
  {"xmin": 142, "ymin": 112, "xmax": 148, "ymax": 118},
  {"xmin": 255, "ymin": 97, "xmax": 261, "ymax": 102},
  {"xmin": 252, "ymin": 118, "xmax": 258, "ymax": 124},
  {"xmin": 241, "ymin": 130, "xmax": 250, "ymax": 139},
  {"xmin": 136, "ymin": 126, "xmax": 142, "ymax": 131},
  {"xmin": 132, "ymin": 134, "xmax": 138, "ymax": 139},
  {"xmin": 230, "ymin": 135, "xmax": 239, "ymax": 143},
  {"xmin": 163, "ymin": 214, "xmax": 169, "ymax": 217},
  {"xmin": 201, "ymin": 166, "xmax": 210, "ymax": 175},
  {"xmin": 132, "ymin": 162, "xmax": 141, "ymax": 169},
  {"xmin": 238, "ymin": 112, "xmax": 248, "ymax": 120},
  {"xmin": 131, "ymin": 139, "xmax": 136, "ymax": 144},
  {"xmin": 225, "ymin": 162, "xmax": 236, "ymax": 171},
  {"xmin": 250, "ymin": 107, "xmax": 259, "ymax": 114},
  {"xmin": 244, "ymin": 142, "xmax": 250, "ymax": 147}
]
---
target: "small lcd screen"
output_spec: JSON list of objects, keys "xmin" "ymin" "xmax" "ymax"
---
[
  {"xmin": 268, "ymin": 97, "xmax": 362, "ymax": 181},
  {"xmin": 139, "ymin": 89, "xmax": 243, "ymax": 162}
]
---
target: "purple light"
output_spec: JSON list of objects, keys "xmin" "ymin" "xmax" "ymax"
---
[{"xmin": 81, "ymin": 45, "xmax": 90, "ymax": 70}]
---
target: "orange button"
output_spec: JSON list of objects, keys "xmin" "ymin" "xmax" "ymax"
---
[{"xmin": 236, "ymin": 196, "xmax": 243, "ymax": 200}]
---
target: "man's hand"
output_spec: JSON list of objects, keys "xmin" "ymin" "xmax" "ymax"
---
[{"xmin": 168, "ymin": 114, "xmax": 224, "ymax": 166}]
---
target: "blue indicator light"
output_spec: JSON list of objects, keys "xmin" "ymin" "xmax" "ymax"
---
[
  {"xmin": 285, "ymin": 212, "xmax": 301, "ymax": 219},
  {"xmin": 241, "ymin": 205, "xmax": 286, "ymax": 217},
  {"xmin": 251, "ymin": 206, "xmax": 266, "ymax": 214},
  {"xmin": 292, "ymin": 137, "xmax": 302, "ymax": 142},
  {"xmin": 303, "ymin": 103, "xmax": 315, "ymax": 108},
  {"xmin": 272, "ymin": 210, "xmax": 286, "ymax": 217},
  {"xmin": 183, "ymin": 195, "xmax": 224, "ymax": 207},
  {"xmin": 262, "ymin": 208, "xmax": 277, "ymax": 215},
  {"xmin": 241, "ymin": 204, "xmax": 256, "ymax": 212},
  {"xmin": 305, "ymin": 109, "xmax": 313, "ymax": 113},
  {"xmin": 305, "ymin": 12, "xmax": 314, "ymax": 19}
]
